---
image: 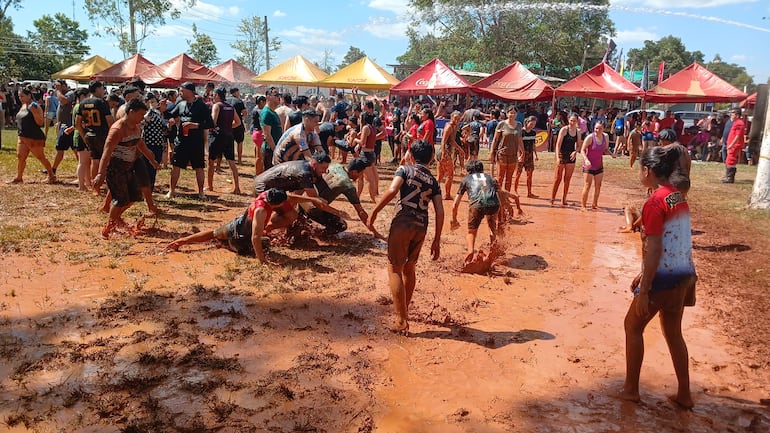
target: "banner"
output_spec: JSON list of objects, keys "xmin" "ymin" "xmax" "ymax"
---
[
  {"xmin": 615, "ymin": 49, "xmax": 623, "ymax": 72},
  {"xmin": 657, "ymin": 62, "xmax": 665, "ymax": 84},
  {"xmin": 602, "ymin": 39, "xmax": 617, "ymax": 64},
  {"xmin": 641, "ymin": 61, "xmax": 649, "ymax": 90}
]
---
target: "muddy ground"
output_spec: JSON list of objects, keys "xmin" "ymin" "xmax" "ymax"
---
[{"xmin": 1, "ymin": 156, "xmax": 769, "ymax": 433}]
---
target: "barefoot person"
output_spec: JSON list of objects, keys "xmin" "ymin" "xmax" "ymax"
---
[
  {"xmin": 490, "ymin": 106, "xmax": 522, "ymax": 193},
  {"xmin": 8, "ymin": 87, "xmax": 56, "ymax": 184},
  {"xmin": 92, "ymin": 99, "xmax": 159, "ymax": 238},
  {"xmin": 514, "ymin": 116, "xmax": 539, "ymax": 198},
  {"xmin": 168, "ymin": 188, "xmax": 300, "ymax": 263},
  {"xmin": 580, "ymin": 121, "xmax": 614, "ymax": 210},
  {"xmin": 621, "ymin": 145, "xmax": 697, "ymax": 409},
  {"xmin": 368, "ymin": 140, "xmax": 444, "ymax": 334},
  {"xmin": 451, "ymin": 160, "xmax": 500, "ymax": 257},
  {"xmin": 550, "ymin": 113, "xmax": 581, "ymax": 205}
]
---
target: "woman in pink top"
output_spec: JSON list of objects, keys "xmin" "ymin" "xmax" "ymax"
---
[{"xmin": 580, "ymin": 121, "xmax": 614, "ymax": 210}]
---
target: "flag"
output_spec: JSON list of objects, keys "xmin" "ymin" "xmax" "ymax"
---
[
  {"xmin": 620, "ymin": 57, "xmax": 626, "ymax": 76},
  {"xmin": 657, "ymin": 61, "xmax": 665, "ymax": 84},
  {"xmin": 615, "ymin": 48, "xmax": 623, "ymax": 71},
  {"xmin": 601, "ymin": 39, "xmax": 617, "ymax": 64},
  {"xmin": 641, "ymin": 61, "xmax": 649, "ymax": 90}
]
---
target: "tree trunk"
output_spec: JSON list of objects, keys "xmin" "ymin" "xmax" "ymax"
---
[
  {"xmin": 749, "ymin": 84, "xmax": 770, "ymax": 209},
  {"xmin": 128, "ymin": 0, "xmax": 137, "ymax": 55}
]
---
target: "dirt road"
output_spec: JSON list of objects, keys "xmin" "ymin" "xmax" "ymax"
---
[{"xmin": 1, "ymin": 166, "xmax": 768, "ymax": 432}]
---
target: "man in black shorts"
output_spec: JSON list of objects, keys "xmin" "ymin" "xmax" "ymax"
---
[
  {"xmin": 368, "ymin": 140, "xmax": 444, "ymax": 334},
  {"xmin": 302, "ymin": 157, "xmax": 380, "ymax": 236},
  {"xmin": 254, "ymin": 151, "xmax": 340, "ymax": 228},
  {"xmin": 167, "ymin": 82, "xmax": 214, "ymax": 199},
  {"xmin": 75, "ymin": 80, "xmax": 114, "ymax": 189},
  {"xmin": 50, "ymin": 80, "xmax": 77, "ymax": 176},
  {"xmin": 167, "ymin": 188, "xmax": 293, "ymax": 263},
  {"xmin": 451, "ymin": 160, "xmax": 501, "ymax": 257}
]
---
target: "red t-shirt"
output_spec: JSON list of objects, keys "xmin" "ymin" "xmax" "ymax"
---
[
  {"xmin": 641, "ymin": 183, "xmax": 696, "ymax": 291},
  {"xmin": 417, "ymin": 119, "xmax": 435, "ymax": 144}
]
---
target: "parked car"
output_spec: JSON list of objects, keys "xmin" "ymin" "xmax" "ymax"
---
[
  {"xmin": 674, "ymin": 111, "xmax": 717, "ymax": 129},
  {"xmin": 624, "ymin": 109, "xmax": 665, "ymax": 121}
]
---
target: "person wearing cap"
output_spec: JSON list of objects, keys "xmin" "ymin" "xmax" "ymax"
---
[
  {"xmin": 317, "ymin": 119, "xmax": 354, "ymax": 156},
  {"xmin": 207, "ymin": 86, "xmax": 242, "ymax": 194},
  {"xmin": 272, "ymin": 109, "xmax": 323, "ymax": 166},
  {"xmin": 167, "ymin": 82, "xmax": 214, "ymax": 199},
  {"xmin": 166, "ymin": 188, "xmax": 312, "ymax": 263},
  {"xmin": 253, "ymin": 152, "xmax": 343, "ymax": 232},
  {"xmin": 301, "ymin": 157, "xmax": 381, "ymax": 237},
  {"xmin": 721, "ymin": 108, "xmax": 745, "ymax": 184}
]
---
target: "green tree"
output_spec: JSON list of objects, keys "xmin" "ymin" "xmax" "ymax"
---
[
  {"xmin": 0, "ymin": 0, "xmax": 22, "ymax": 21},
  {"xmin": 0, "ymin": 15, "xmax": 71, "ymax": 80},
  {"xmin": 706, "ymin": 55, "xmax": 756, "ymax": 94},
  {"xmin": 28, "ymin": 13, "xmax": 89, "ymax": 71},
  {"xmin": 315, "ymin": 49, "xmax": 336, "ymax": 74},
  {"xmin": 337, "ymin": 46, "xmax": 366, "ymax": 70},
  {"xmin": 401, "ymin": 0, "xmax": 614, "ymax": 77},
  {"xmin": 626, "ymin": 35, "xmax": 705, "ymax": 84},
  {"xmin": 230, "ymin": 15, "xmax": 280, "ymax": 74},
  {"xmin": 187, "ymin": 23, "xmax": 218, "ymax": 66},
  {"xmin": 84, "ymin": 0, "xmax": 196, "ymax": 58}
]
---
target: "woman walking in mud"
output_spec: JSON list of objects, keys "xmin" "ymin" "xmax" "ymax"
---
[
  {"xmin": 579, "ymin": 121, "xmax": 613, "ymax": 210},
  {"xmin": 620, "ymin": 145, "xmax": 697, "ymax": 409},
  {"xmin": 550, "ymin": 113, "xmax": 581, "ymax": 206}
]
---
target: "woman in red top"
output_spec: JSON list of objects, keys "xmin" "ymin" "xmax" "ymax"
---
[{"xmin": 416, "ymin": 107, "xmax": 435, "ymax": 145}]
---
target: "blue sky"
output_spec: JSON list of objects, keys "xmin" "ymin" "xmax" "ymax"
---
[{"xmin": 7, "ymin": 0, "xmax": 770, "ymax": 85}]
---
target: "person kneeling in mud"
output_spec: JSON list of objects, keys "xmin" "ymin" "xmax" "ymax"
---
[
  {"xmin": 619, "ymin": 205, "xmax": 642, "ymax": 233},
  {"xmin": 451, "ymin": 160, "xmax": 501, "ymax": 258},
  {"xmin": 167, "ymin": 188, "xmax": 312, "ymax": 263}
]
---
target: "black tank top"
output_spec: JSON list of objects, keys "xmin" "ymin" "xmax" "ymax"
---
[
  {"xmin": 560, "ymin": 128, "xmax": 578, "ymax": 155},
  {"xmin": 16, "ymin": 105, "xmax": 46, "ymax": 140}
]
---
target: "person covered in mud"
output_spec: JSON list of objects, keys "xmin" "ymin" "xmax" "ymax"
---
[
  {"xmin": 92, "ymin": 99, "xmax": 159, "ymax": 239},
  {"xmin": 167, "ymin": 188, "xmax": 309, "ymax": 263},
  {"xmin": 253, "ymin": 151, "xmax": 345, "ymax": 230},
  {"xmin": 368, "ymin": 140, "xmax": 443, "ymax": 334},
  {"xmin": 450, "ymin": 160, "xmax": 500, "ymax": 258},
  {"xmin": 620, "ymin": 145, "xmax": 697, "ymax": 409},
  {"xmin": 302, "ymin": 157, "xmax": 382, "ymax": 238}
]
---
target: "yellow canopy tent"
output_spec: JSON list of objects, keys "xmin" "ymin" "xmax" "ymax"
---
[
  {"xmin": 252, "ymin": 55, "xmax": 329, "ymax": 85},
  {"xmin": 51, "ymin": 55, "xmax": 114, "ymax": 81},
  {"xmin": 317, "ymin": 56, "xmax": 399, "ymax": 91}
]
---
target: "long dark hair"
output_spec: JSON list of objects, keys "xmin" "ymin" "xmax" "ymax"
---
[{"xmin": 641, "ymin": 146, "xmax": 679, "ymax": 179}]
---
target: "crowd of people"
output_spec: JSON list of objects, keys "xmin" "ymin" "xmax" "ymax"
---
[{"xmin": 10, "ymin": 78, "xmax": 756, "ymax": 410}]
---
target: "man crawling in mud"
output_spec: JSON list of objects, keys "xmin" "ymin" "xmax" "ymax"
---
[{"xmin": 166, "ymin": 188, "xmax": 321, "ymax": 263}]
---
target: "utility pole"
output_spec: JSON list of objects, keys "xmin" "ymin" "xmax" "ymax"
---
[
  {"xmin": 264, "ymin": 16, "xmax": 270, "ymax": 70},
  {"xmin": 749, "ymin": 84, "xmax": 770, "ymax": 209},
  {"xmin": 128, "ymin": 0, "xmax": 138, "ymax": 54}
]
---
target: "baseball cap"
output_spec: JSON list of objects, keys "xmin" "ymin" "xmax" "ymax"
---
[
  {"xmin": 334, "ymin": 119, "xmax": 346, "ymax": 127},
  {"xmin": 347, "ymin": 157, "xmax": 367, "ymax": 173},
  {"xmin": 180, "ymin": 82, "xmax": 196, "ymax": 93}
]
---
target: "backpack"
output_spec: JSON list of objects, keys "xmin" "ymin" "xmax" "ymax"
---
[{"xmin": 473, "ymin": 173, "xmax": 499, "ymax": 210}]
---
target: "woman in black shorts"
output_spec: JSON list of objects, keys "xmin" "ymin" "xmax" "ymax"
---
[
  {"xmin": 550, "ymin": 113, "xmax": 581, "ymax": 206},
  {"xmin": 9, "ymin": 87, "xmax": 55, "ymax": 184}
]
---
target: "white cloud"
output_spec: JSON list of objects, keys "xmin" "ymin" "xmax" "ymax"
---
[
  {"xmin": 731, "ymin": 54, "xmax": 748, "ymax": 61},
  {"xmin": 361, "ymin": 17, "xmax": 409, "ymax": 39},
  {"xmin": 613, "ymin": 28, "xmax": 659, "ymax": 44},
  {"xmin": 274, "ymin": 10, "xmax": 287, "ymax": 17},
  {"xmin": 227, "ymin": 6, "xmax": 240, "ymax": 16},
  {"xmin": 153, "ymin": 24, "xmax": 194, "ymax": 38},
  {"xmin": 277, "ymin": 26, "xmax": 345, "ymax": 47},
  {"xmin": 611, "ymin": 0, "xmax": 755, "ymax": 7},
  {"xmin": 368, "ymin": 0, "xmax": 410, "ymax": 15},
  {"xmin": 170, "ymin": 0, "xmax": 228, "ymax": 21}
]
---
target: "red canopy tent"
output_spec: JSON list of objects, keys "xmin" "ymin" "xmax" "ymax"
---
[
  {"xmin": 139, "ymin": 53, "xmax": 227, "ymax": 87},
  {"xmin": 211, "ymin": 59, "xmax": 258, "ymax": 84},
  {"xmin": 91, "ymin": 54, "xmax": 157, "ymax": 83},
  {"xmin": 646, "ymin": 62, "xmax": 747, "ymax": 103},
  {"xmin": 740, "ymin": 92, "xmax": 757, "ymax": 108},
  {"xmin": 472, "ymin": 61, "xmax": 554, "ymax": 101},
  {"xmin": 390, "ymin": 57, "xmax": 472, "ymax": 95},
  {"xmin": 555, "ymin": 62, "xmax": 644, "ymax": 100}
]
